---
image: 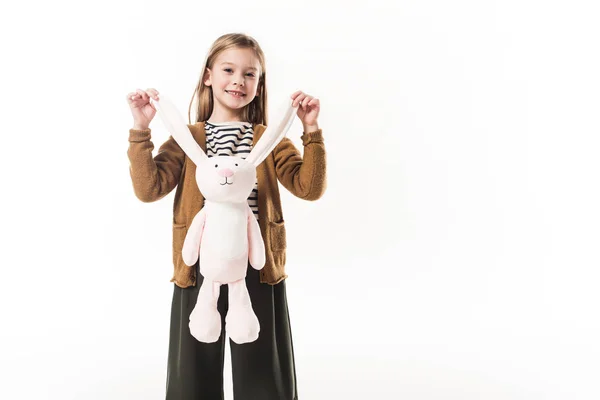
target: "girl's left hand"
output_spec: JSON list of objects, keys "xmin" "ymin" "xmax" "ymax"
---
[{"xmin": 291, "ymin": 91, "xmax": 320, "ymax": 127}]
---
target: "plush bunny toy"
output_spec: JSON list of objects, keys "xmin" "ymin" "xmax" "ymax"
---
[{"xmin": 151, "ymin": 95, "xmax": 297, "ymax": 344}]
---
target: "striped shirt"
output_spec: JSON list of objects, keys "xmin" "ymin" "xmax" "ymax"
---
[{"xmin": 204, "ymin": 121, "xmax": 259, "ymax": 219}]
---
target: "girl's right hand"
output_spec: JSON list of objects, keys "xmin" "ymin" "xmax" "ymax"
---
[{"xmin": 126, "ymin": 88, "xmax": 160, "ymax": 130}]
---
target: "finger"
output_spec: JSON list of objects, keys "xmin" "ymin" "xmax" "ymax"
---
[
  {"xmin": 127, "ymin": 93, "xmax": 145, "ymax": 105},
  {"xmin": 292, "ymin": 91, "xmax": 305, "ymax": 105},
  {"xmin": 290, "ymin": 90, "xmax": 302, "ymax": 100},
  {"xmin": 136, "ymin": 89, "xmax": 149, "ymax": 100},
  {"xmin": 146, "ymin": 88, "xmax": 160, "ymax": 100},
  {"xmin": 307, "ymin": 98, "xmax": 320, "ymax": 109},
  {"xmin": 294, "ymin": 93, "xmax": 307, "ymax": 108},
  {"xmin": 301, "ymin": 95, "xmax": 312, "ymax": 109},
  {"xmin": 302, "ymin": 96, "xmax": 314, "ymax": 108}
]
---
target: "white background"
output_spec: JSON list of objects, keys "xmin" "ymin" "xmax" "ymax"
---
[{"xmin": 1, "ymin": 0, "xmax": 599, "ymax": 399}]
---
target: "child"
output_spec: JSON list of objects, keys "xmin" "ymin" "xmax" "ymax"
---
[{"xmin": 126, "ymin": 33, "xmax": 326, "ymax": 400}]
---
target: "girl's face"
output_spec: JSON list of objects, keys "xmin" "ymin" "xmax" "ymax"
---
[{"xmin": 204, "ymin": 47, "xmax": 262, "ymax": 120}]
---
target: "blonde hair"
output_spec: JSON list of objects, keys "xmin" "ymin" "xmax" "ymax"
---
[{"xmin": 188, "ymin": 33, "xmax": 268, "ymax": 126}]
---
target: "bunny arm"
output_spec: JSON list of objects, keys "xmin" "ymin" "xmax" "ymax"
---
[
  {"xmin": 247, "ymin": 207, "xmax": 265, "ymax": 270},
  {"xmin": 182, "ymin": 207, "xmax": 207, "ymax": 266}
]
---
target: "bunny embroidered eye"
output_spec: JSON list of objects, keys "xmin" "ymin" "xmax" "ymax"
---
[
  {"xmin": 215, "ymin": 164, "xmax": 218, "ymax": 168},
  {"xmin": 235, "ymin": 163, "xmax": 238, "ymax": 166}
]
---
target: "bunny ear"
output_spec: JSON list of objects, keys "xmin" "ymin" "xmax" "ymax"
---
[
  {"xmin": 246, "ymin": 99, "xmax": 298, "ymax": 166},
  {"xmin": 151, "ymin": 95, "xmax": 207, "ymax": 165}
]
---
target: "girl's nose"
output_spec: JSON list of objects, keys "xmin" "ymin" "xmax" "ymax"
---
[{"xmin": 218, "ymin": 168, "xmax": 234, "ymax": 177}]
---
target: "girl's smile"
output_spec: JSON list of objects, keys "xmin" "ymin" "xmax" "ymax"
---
[{"xmin": 225, "ymin": 90, "xmax": 246, "ymax": 98}]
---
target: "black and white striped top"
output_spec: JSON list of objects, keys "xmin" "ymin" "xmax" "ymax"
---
[{"xmin": 204, "ymin": 121, "xmax": 259, "ymax": 219}]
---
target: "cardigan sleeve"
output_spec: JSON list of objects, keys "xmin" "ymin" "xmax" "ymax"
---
[
  {"xmin": 127, "ymin": 127, "xmax": 186, "ymax": 203},
  {"xmin": 272, "ymin": 129, "xmax": 327, "ymax": 201}
]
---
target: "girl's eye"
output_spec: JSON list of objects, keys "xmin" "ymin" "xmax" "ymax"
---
[{"xmin": 223, "ymin": 68, "xmax": 254, "ymax": 77}]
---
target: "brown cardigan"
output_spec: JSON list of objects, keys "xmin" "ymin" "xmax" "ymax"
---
[{"xmin": 127, "ymin": 122, "xmax": 327, "ymax": 288}]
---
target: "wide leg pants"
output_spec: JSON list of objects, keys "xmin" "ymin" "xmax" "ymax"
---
[{"xmin": 165, "ymin": 262, "xmax": 298, "ymax": 400}]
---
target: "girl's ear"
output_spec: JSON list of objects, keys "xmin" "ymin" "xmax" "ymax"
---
[{"xmin": 203, "ymin": 68, "xmax": 212, "ymax": 86}]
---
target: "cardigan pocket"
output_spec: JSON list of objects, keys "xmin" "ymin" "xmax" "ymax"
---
[{"xmin": 269, "ymin": 220, "xmax": 287, "ymax": 251}]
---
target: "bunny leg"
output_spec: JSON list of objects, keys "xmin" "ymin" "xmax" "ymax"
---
[
  {"xmin": 189, "ymin": 279, "xmax": 222, "ymax": 343},
  {"xmin": 225, "ymin": 279, "xmax": 260, "ymax": 344}
]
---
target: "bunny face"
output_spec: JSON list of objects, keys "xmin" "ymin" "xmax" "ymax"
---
[{"xmin": 196, "ymin": 156, "xmax": 256, "ymax": 203}]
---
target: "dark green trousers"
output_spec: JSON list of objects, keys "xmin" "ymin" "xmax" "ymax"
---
[{"xmin": 166, "ymin": 262, "xmax": 298, "ymax": 400}]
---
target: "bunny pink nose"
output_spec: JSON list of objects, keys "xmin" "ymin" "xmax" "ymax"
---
[{"xmin": 218, "ymin": 168, "xmax": 234, "ymax": 177}]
